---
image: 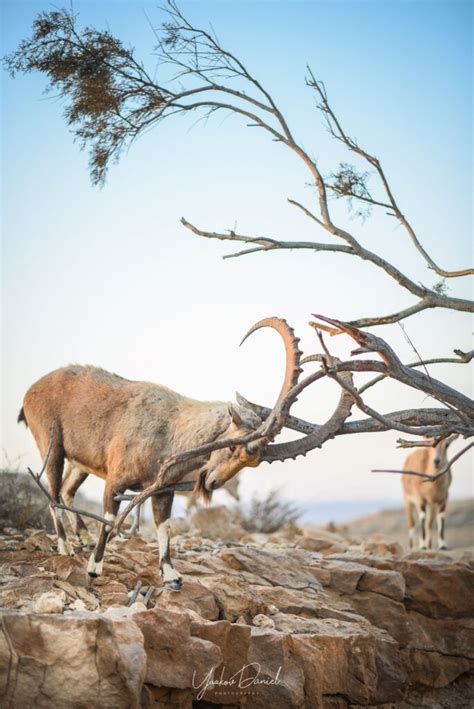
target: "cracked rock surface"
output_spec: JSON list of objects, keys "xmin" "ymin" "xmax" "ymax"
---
[{"xmin": 1, "ymin": 507, "xmax": 473, "ymax": 707}]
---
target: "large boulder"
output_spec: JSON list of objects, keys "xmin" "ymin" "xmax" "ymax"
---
[
  {"xmin": 190, "ymin": 506, "xmax": 245, "ymax": 540},
  {"xmin": 0, "ymin": 610, "xmax": 146, "ymax": 708}
]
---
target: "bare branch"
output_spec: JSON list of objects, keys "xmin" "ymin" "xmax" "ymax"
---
[
  {"xmin": 311, "ymin": 314, "xmax": 474, "ymax": 419},
  {"xmin": 180, "ymin": 217, "xmax": 352, "ymax": 258},
  {"xmin": 181, "ymin": 219, "xmax": 473, "ymax": 327},
  {"xmin": 372, "ymin": 441, "xmax": 473, "ymax": 481},
  {"xmin": 359, "ymin": 349, "xmax": 473, "ymax": 394},
  {"xmin": 305, "ymin": 66, "xmax": 474, "ymax": 278},
  {"xmin": 237, "ymin": 392, "xmax": 464, "ymax": 439}
]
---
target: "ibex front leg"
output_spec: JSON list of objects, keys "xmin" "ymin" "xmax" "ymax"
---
[
  {"xmin": 88, "ymin": 481, "xmax": 120, "ymax": 577},
  {"xmin": 152, "ymin": 492, "xmax": 182, "ymax": 591}
]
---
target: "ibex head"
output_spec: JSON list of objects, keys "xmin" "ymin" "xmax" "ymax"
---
[
  {"xmin": 195, "ymin": 317, "xmax": 302, "ymax": 501},
  {"xmin": 433, "ymin": 433, "xmax": 458, "ymax": 469},
  {"xmin": 196, "ymin": 402, "xmax": 262, "ymax": 500}
]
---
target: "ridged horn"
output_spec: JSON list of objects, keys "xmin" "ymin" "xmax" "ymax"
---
[{"xmin": 240, "ymin": 317, "xmax": 303, "ymax": 444}]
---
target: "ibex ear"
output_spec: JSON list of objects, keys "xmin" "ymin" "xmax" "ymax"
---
[
  {"xmin": 228, "ymin": 402, "xmax": 243, "ymax": 426},
  {"xmin": 446, "ymin": 432, "xmax": 459, "ymax": 447}
]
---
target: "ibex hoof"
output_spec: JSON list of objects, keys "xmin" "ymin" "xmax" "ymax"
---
[
  {"xmin": 78, "ymin": 530, "xmax": 95, "ymax": 548},
  {"xmin": 58, "ymin": 538, "xmax": 74, "ymax": 556},
  {"xmin": 164, "ymin": 578, "xmax": 183, "ymax": 592},
  {"xmin": 87, "ymin": 554, "xmax": 103, "ymax": 577}
]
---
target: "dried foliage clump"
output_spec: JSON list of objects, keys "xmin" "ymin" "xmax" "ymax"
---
[
  {"xmin": 233, "ymin": 489, "xmax": 300, "ymax": 534},
  {"xmin": 327, "ymin": 162, "xmax": 373, "ymax": 220},
  {"xmin": 4, "ymin": 8, "xmax": 166, "ymax": 185}
]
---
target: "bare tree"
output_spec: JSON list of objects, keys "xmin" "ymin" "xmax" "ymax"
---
[{"xmin": 4, "ymin": 2, "xmax": 473, "ymax": 530}]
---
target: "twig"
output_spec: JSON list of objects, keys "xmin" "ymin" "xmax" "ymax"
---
[
  {"xmin": 127, "ymin": 580, "xmax": 142, "ymax": 606},
  {"xmin": 27, "ymin": 466, "xmax": 116, "ymax": 528},
  {"xmin": 143, "ymin": 585, "xmax": 155, "ymax": 607}
]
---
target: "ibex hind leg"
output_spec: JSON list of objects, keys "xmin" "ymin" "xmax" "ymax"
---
[
  {"xmin": 61, "ymin": 464, "xmax": 94, "ymax": 547},
  {"xmin": 152, "ymin": 492, "xmax": 182, "ymax": 591},
  {"xmin": 416, "ymin": 501, "xmax": 428, "ymax": 550},
  {"xmin": 404, "ymin": 498, "xmax": 416, "ymax": 549},
  {"xmin": 437, "ymin": 501, "xmax": 448, "ymax": 550},
  {"xmin": 427, "ymin": 503, "xmax": 436, "ymax": 550},
  {"xmin": 44, "ymin": 432, "xmax": 73, "ymax": 556}
]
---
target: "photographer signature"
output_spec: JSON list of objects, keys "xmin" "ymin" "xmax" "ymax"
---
[{"xmin": 192, "ymin": 663, "xmax": 282, "ymax": 700}]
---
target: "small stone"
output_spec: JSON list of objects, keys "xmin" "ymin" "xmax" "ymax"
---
[
  {"xmin": 33, "ymin": 591, "xmax": 65, "ymax": 614},
  {"xmin": 70, "ymin": 598, "xmax": 87, "ymax": 612},
  {"xmin": 252, "ymin": 613, "xmax": 276, "ymax": 629},
  {"xmin": 128, "ymin": 601, "xmax": 147, "ymax": 612}
]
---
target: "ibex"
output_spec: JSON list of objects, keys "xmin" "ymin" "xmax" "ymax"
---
[
  {"xmin": 19, "ymin": 318, "xmax": 300, "ymax": 589},
  {"xmin": 402, "ymin": 436, "xmax": 456, "ymax": 550}
]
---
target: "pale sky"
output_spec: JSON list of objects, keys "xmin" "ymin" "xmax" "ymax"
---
[{"xmin": 1, "ymin": 0, "xmax": 472, "ymax": 517}]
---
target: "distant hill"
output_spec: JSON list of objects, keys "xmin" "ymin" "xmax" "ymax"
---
[{"xmin": 345, "ymin": 498, "xmax": 474, "ymax": 550}]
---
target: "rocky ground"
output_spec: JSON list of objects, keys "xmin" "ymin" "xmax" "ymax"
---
[{"xmin": 1, "ymin": 504, "xmax": 473, "ymax": 708}]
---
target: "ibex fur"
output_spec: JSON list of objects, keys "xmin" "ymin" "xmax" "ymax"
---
[
  {"xmin": 402, "ymin": 437, "xmax": 456, "ymax": 550},
  {"xmin": 19, "ymin": 317, "xmax": 300, "ymax": 589}
]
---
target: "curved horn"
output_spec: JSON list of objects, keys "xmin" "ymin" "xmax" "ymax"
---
[{"xmin": 240, "ymin": 317, "xmax": 303, "ymax": 446}]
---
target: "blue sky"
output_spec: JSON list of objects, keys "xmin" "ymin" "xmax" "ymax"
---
[{"xmin": 1, "ymin": 0, "xmax": 472, "ymax": 512}]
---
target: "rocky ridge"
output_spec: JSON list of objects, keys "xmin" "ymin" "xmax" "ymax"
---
[{"xmin": 0, "ymin": 506, "xmax": 473, "ymax": 707}]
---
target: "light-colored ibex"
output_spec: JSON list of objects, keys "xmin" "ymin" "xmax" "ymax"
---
[
  {"xmin": 19, "ymin": 317, "xmax": 301, "ymax": 589},
  {"xmin": 402, "ymin": 436, "xmax": 456, "ymax": 550}
]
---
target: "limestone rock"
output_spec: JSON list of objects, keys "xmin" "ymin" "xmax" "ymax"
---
[
  {"xmin": 401, "ymin": 648, "xmax": 470, "ymax": 689},
  {"xmin": 132, "ymin": 608, "xmax": 222, "ymax": 689},
  {"xmin": 322, "ymin": 559, "xmax": 368, "ymax": 594},
  {"xmin": 1, "ymin": 520, "xmax": 473, "ymax": 707},
  {"xmin": 289, "ymin": 620, "xmax": 405, "ymax": 706},
  {"xmin": 253, "ymin": 613, "xmax": 276, "ymax": 629},
  {"xmin": 198, "ymin": 573, "xmax": 266, "ymax": 622},
  {"xmin": 401, "ymin": 558, "xmax": 474, "ymax": 618},
  {"xmin": 190, "ymin": 506, "xmax": 245, "ymax": 540},
  {"xmin": 152, "ymin": 579, "xmax": 220, "ymax": 620},
  {"xmin": 346, "ymin": 590, "xmax": 411, "ymax": 646},
  {"xmin": 357, "ymin": 567, "xmax": 406, "ymax": 601},
  {"xmin": 218, "ymin": 546, "xmax": 322, "ymax": 591},
  {"xmin": 363, "ymin": 537, "xmax": 403, "ymax": 557},
  {"xmin": 70, "ymin": 598, "xmax": 87, "ymax": 612},
  {"xmin": 42, "ymin": 555, "xmax": 89, "ymax": 587},
  {"xmin": 33, "ymin": 590, "xmax": 66, "ymax": 614},
  {"xmin": 0, "ymin": 610, "xmax": 146, "ymax": 708}
]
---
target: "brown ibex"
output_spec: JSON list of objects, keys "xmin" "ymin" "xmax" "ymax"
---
[
  {"xmin": 402, "ymin": 436, "xmax": 456, "ymax": 550},
  {"xmin": 19, "ymin": 317, "xmax": 301, "ymax": 589}
]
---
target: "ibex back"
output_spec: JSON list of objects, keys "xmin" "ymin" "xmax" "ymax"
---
[{"xmin": 19, "ymin": 317, "xmax": 301, "ymax": 589}]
